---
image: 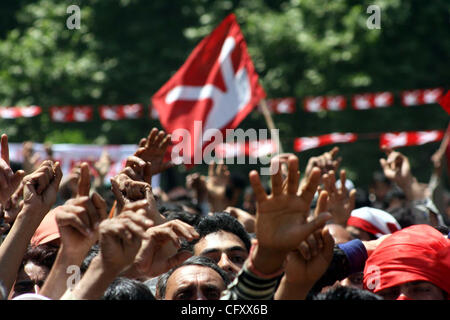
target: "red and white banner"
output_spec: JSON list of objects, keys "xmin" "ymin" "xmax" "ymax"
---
[
  {"xmin": 99, "ymin": 104, "xmax": 143, "ymax": 120},
  {"xmin": 50, "ymin": 106, "xmax": 93, "ymax": 122},
  {"xmin": 0, "ymin": 106, "xmax": 42, "ymax": 119},
  {"xmin": 265, "ymin": 98, "xmax": 296, "ymax": 114},
  {"xmin": 151, "ymin": 14, "xmax": 265, "ymax": 165},
  {"xmin": 352, "ymin": 92, "xmax": 394, "ymax": 110},
  {"xmin": 214, "ymin": 139, "xmax": 277, "ymax": 158},
  {"xmin": 379, "ymin": 130, "xmax": 444, "ymax": 149},
  {"xmin": 7, "ymin": 143, "xmax": 160, "ymax": 187},
  {"xmin": 401, "ymin": 88, "xmax": 444, "ymax": 106},
  {"xmin": 294, "ymin": 133, "xmax": 358, "ymax": 152},
  {"xmin": 304, "ymin": 95, "xmax": 346, "ymax": 112}
]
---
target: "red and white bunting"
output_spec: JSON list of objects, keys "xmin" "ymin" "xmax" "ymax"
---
[
  {"xmin": 248, "ymin": 139, "xmax": 278, "ymax": 158},
  {"xmin": 214, "ymin": 142, "xmax": 246, "ymax": 158},
  {"xmin": 214, "ymin": 140, "xmax": 277, "ymax": 158},
  {"xmin": 73, "ymin": 106, "xmax": 93, "ymax": 122},
  {"xmin": 294, "ymin": 133, "xmax": 358, "ymax": 152},
  {"xmin": 0, "ymin": 106, "xmax": 42, "ymax": 119},
  {"xmin": 304, "ymin": 96, "xmax": 346, "ymax": 112},
  {"xmin": 352, "ymin": 92, "xmax": 394, "ymax": 110},
  {"xmin": 50, "ymin": 106, "xmax": 93, "ymax": 122},
  {"xmin": 99, "ymin": 104, "xmax": 143, "ymax": 120},
  {"xmin": 401, "ymin": 88, "xmax": 444, "ymax": 106},
  {"xmin": 379, "ymin": 130, "xmax": 444, "ymax": 149},
  {"xmin": 266, "ymin": 98, "xmax": 296, "ymax": 114}
]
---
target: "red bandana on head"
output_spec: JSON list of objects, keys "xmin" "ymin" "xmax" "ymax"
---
[{"xmin": 363, "ymin": 224, "xmax": 450, "ymax": 297}]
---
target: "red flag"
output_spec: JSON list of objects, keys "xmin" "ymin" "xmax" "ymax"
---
[
  {"xmin": 151, "ymin": 14, "xmax": 266, "ymax": 165},
  {"xmin": 379, "ymin": 130, "xmax": 444, "ymax": 149},
  {"xmin": 294, "ymin": 133, "xmax": 357, "ymax": 152},
  {"xmin": 439, "ymin": 90, "xmax": 450, "ymax": 115}
]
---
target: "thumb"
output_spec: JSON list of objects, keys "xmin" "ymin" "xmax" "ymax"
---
[{"xmin": 300, "ymin": 212, "xmax": 332, "ymax": 241}]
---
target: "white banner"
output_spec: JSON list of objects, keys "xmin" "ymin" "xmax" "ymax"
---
[{"xmin": 8, "ymin": 143, "xmax": 160, "ymax": 188}]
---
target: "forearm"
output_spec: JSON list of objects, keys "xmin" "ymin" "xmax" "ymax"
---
[
  {"xmin": 274, "ymin": 276, "xmax": 310, "ymax": 300},
  {"xmin": 0, "ymin": 208, "xmax": 42, "ymax": 293},
  {"xmin": 40, "ymin": 246, "xmax": 87, "ymax": 299},
  {"xmin": 66, "ymin": 256, "xmax": 118, "ymax": 300}
]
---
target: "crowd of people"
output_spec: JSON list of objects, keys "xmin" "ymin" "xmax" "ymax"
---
[{"xmin": 0, "ymin": 127, "xmax": 449, "ymax": 301}]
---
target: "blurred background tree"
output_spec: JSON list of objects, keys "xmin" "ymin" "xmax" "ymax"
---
[{"xmin": 0, "ymin": 0, "xmax": 449, "ymax": 189}]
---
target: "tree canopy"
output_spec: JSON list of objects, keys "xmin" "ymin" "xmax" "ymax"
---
[{"xmin": 0, "ymin": 0, "xmax": 449, "ymax": 188}]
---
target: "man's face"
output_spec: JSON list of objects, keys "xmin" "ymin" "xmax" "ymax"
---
[
  {"xmin": 376, "ymin": 281, "xmax": 446, "ymax": 300},
  {"xmin": 346, "ymin": 225, "xmax": 373, "ymax": 241},
  {"xmin": 194, "ymin": 231, "xmax": 248, "ymax": 281},
  {"xmin": 10, "ymin": 261, "xmax": 49, "ymax": 298},
  {"xmin": 164, "ymin": 265, "xmax": 226, "ymax": 300}
]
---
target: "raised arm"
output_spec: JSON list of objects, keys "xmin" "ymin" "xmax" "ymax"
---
[
  {"xmin": 0, "ymin": 160, "xmax": 62, "ymax": 295},
  {"xmin": 40, "ymin": 163, "xmax": 108, "ymax": 299},
  {"xmin": 0, "ymin": 134, "xmax": 25, "ymax": 206}
]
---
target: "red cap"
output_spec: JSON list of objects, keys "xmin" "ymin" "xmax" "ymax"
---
[
  {"xmin": 363, "ymin": 224, "xmax": 450, "ymax": 296},
  {"xmin": 30, "ymin": 209, "xmax": 60, "ymax": 247}
]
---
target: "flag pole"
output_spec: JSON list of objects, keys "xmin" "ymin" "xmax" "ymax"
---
[{"xmin": 259, "ymin": 98, "xmax": 283, "ymax": 154}]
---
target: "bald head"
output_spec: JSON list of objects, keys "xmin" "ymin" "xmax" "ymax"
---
[{"xmin": 327, "ymin": 223, "xmax": 354, "ymax": 244}]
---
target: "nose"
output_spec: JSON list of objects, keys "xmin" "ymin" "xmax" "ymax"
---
[
  {"xmin": 195, "ymin": 288, "xmax": 207, "ymax": 301},
  {"xmin": 218, "ymin": 253, "xmax": 237, "ymax": 275},
  {"xmin": 396, "ymin": 293, "xmax": 413, "ymax": 300}
]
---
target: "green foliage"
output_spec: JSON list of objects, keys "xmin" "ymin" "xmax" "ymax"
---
[{"xmin": 0, "ymin": 0, "xmax": 449, "ymax": 188}]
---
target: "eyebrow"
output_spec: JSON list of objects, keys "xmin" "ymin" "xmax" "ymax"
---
[{"xmin": 200, "ymin": 246, "xmax": 248, "ymax": 256}]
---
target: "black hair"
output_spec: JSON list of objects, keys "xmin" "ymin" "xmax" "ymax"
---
[
  {"xmin": 172, "ymin": 199, "xmax": 202, "ymax": 214},
  {"xmin": 156, "ymin": 256, "xmax": 230, "ymax": 299},
  {"xmin": 372, "ymin": 171, "xmax": 391, "ymax": 186},
  {"xmin": 387, "ymin": 206, "xmax": 415, "ymax": 228},
  {"xmin": 22, "ymin": 243, "xmax": 59, "ymax": 271},
  {"xmin": 313, "ymin": 286, "xmax": 383, "ymax": 300},
  {"xmin": 354, "ymin": 188, "xmax": 371, "ymax": 209},
  {"xmin": 385, "ymin": 187, "xmax": 406, "ymax": 203},
  {"xmin": 80, "ymin": 244, "xmax": 100, "ymax": 274},
  {"xmin": 225, "ymin": 173, "xmax": 247, "ymax": 200},
  {"xmin": 186, "ymin": 212, "xmax": 251, "ymax": 253},
  {"xmin": 102, "ymin": 277, "xmax": 155, "ymax": 300},
  {"xmin": 165, "ymin": 210, "xmax": 201, "ymax": 227},
  {"xmin": 158, "ymin": 202, "xmax": 184, "ymax": 216}
]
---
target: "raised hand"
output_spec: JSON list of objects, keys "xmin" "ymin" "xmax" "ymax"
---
[
  {"xmin": 22, "ymin": 160, "xmax": 63, "ymax": 219},
  {"xmin": 2, "ymin": 182, "xmax": 24, "ymax": 224},
  {"xmin": 98, "ymin": 211, "xmax": 149, "ymax": 274},
  {"xmin": 206, "ymin": 162, "xmax": 230, "ymax": 212},
  {"xmin": 379, "ymin": 147, "xmax": 412, "ymax": 185},
  {"xmin": 320, "ymin": 169, "xmax": 356, "ymax": 226},
  {"xmin": 133, "ymin": 219, "xmax": 199, "ymax": 277},
  {"xmin": 304, "ymin": 147, "xmax": 342, "ymax": 180},
  {"xmin": 249, "ymin": 155, "xmax": 332, "ymax": 274},
  {"xmin": 134, "ymin": 128, "xmax": 173, "ymax": 176},
  {"xmin": 185, "ymin": 172, "xmax": 207, "ymax": 203},
  {"xmin": 379, "ymin": 147, "xmax": 424, "ymax": 200},
  {"xmin": 0, "ymin": 134, "xmax": 25, "ymax": 206}
]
